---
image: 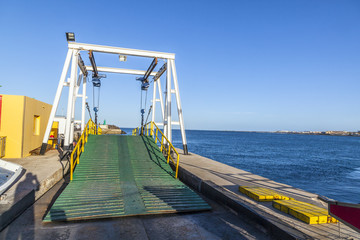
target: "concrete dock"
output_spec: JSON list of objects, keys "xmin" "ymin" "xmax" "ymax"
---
[
  {"xmin": 0, "ymin": 177, "xmax": 270, "ymax": 240},
  {"xmin": 0, "ymin": 150, "xmax": 68, "ymax": 231},
  {"xmin": 0, "ymin": 145, "xmax": 359, "ymax": 239},
  {"xmin": 176, "ymin": 150, "xmax": 360, "ymax": 239}
]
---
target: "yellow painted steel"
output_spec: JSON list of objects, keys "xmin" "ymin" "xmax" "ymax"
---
[
  {"xmin": 132, "ymin": 127, "xmax": 139, "ymax": 136},
  {"xmin": 239, "ymin": 186, "xmax": 294, "ymax": 201},
  {"xmin": 47, "ymin": 121, "xmax": 59, "ymax": 148},
  {"xmin": 0, "ymin": 136, "xmax": 6, "ymax": 158},
  {"xmin": 132, "ymin": 122, "xmax": 180, "ymax": 178},
  {"xmin": 70, "ymin": 119, "xmax": 102, "ymax": 181},
  {"xmin": 0, "ymin": 95, "xmax": 52, "ymax": 158},
  {"xmin": 273, "ymin": 200, "xmax": 338, "ymax": 224}
]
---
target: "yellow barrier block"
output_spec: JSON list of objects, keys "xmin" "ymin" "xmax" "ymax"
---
[
  {"xmin": 239, "ymin": 186, "xmax": 294, "ymax": 202},
  {"xmin": 273, "ymin": 200, "xmax": 338, "ymax": 224}
]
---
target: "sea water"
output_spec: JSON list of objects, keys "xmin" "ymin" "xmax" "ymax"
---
[{"xmin": 123, "ymin": 128, "xmax": 360, "ymax": 203}]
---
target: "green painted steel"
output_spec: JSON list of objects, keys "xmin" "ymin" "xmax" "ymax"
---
[{"xmin": 43, "ymin": 135, "xmax": 210, "ymax": 222}]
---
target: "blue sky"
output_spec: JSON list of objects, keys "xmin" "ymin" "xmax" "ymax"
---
[{"xmin": 1, "ymin": 0, "xmax": 360, "ymax": 131}]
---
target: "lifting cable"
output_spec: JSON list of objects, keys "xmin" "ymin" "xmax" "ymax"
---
[
  {"xmin": 92, "ymin": 77, "xmax": 101, "ymax": 132},
  {"xmin": 139, "ymin": 89, "xmax": 148, "ymax": 134},
  {"xmin": 145, "ymin": 105, "xmax": 152, "ymax": 124},
  {"xmin": 88, "ymin": 50, "xmax": 106, "ymax": 133},
  {"xmin": 85, "ymin": 102, "xmax": 93, "ymax": 121},
  {"xmin": 137, "ymin": 58, "xmax": 158, "ymax": 135}
]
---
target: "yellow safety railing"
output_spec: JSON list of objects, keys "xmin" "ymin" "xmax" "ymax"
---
[
  {"xmin": 132, "ymin": 127, "xmax": 139, "ymax": 136},
  {"xmin": 133, "ymin": 122, "xmax": 180, "ymax": 178},
  {"xmin": 70, "ymin": 119, "xmax": 102, "ymax": 181}
]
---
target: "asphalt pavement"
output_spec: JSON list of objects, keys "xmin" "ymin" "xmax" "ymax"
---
[{"xmin": 0, "ymin": 176, "xmax": 271, "ymax": 240}]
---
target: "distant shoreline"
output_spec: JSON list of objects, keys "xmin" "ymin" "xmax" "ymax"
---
[
  {"xmin": 121, "ymin": 127, "xmax": 360, "ymax": 136},
  {"xmin": 274, "ymin": 130, "xmax": 360, "ymax": 137}
]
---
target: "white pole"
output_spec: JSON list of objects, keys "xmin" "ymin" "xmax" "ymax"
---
[
  {"xmin": 81, "ymin": 74, "xmax": 87, "ymax": 132},
  {"xmin": 157, "ymin": 79, "xmax": 165, "ymax": 121},
  {"xmin": 163, "ymin": 78, "xmax": 168, "ymax": 142},
  {"xmin": 70, "ymin": 72, "xmax": 82, "ymax": 143},
  {"xmin": 74, "ymin": 73, "xmax": 82, "ymax": 97},
  {"xmin": 170, "ymin": 59, "xmax": 188, "ymax": 154},
  {"xmin": 70, "ymin": 98, "xmax": 76, "ymax": 146},
  {"xmin": 166, "ymin": 60, "xmax": 172, "ymax": 142},
  {"xmin": 151, "ymin": 78, "xmax": 157, "ymax": 123},
  {"xmin": 40, "ymin": 49, "xmax": 73, "ymax": 154},
  {"xmin": 64, "ymin": 50, "xmax": 79, "ymax": 149}
]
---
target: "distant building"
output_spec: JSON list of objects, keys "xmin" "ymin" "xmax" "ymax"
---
[{"xmin": 325, "ymin": 131, "xmax": 348, "ymax": 135}]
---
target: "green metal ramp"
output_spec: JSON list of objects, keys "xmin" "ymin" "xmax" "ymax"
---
[{"xmin": 44, "ymin": 135, "xmax": 210, "ymax": 222}]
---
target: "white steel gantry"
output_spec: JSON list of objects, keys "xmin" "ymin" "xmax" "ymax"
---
[{"xmin": 40, "ymin": 41, "xmax": 188, "ymax": 155}]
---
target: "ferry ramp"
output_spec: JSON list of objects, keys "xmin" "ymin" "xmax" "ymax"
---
[{"xmin": 44, "ymin": 135, "xmax": 210, "ymax": 222}]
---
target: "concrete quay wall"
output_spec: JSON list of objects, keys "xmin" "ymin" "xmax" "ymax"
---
[{"xmin": 175, "ymin": 149, "xmax": 360, "ymax": 240}]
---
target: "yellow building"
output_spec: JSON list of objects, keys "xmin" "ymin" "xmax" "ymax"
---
[{"xmin": 0, "ymin": 95, "xmax": 52, "ymax": 158}]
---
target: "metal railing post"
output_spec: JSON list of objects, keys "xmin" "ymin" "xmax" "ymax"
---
[
  {"xmin": 176, "ymin": 155, "xmax": 179, "ymax": 178},
  {"xmin": 76, "ymin": 145, "xmax": 80, "ymax": 164},
  {"xmin": 70, "ymin": 163, "xmax": 73, "ymax": 180},
  {"xmin": 81, "ymin": 134, "xmax": 85, "ymax": 152},
  {"xmin": 150, "ymin": 122, "xmax": 154, "ymax": 137},
  {"xmin": 160, "ymin": 135, "xmax": 164, "ymax": 151},
  {"xmin": 167, "ymin": 145, "xmax": 171, "ymax": 163}
]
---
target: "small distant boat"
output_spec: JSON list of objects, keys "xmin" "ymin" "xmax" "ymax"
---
[
  {"xmin": 328, "ymin": 200, "xmax": 360, "ymax": 233},
  {"xmin": 0, "ymin": 159, "xmax": 23, "ymax": 196}
]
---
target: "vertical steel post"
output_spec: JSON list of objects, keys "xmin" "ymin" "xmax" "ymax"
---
[
  {"xmin": 170, "ymin": 59, "xmax": 188, "ymax": 154},
  {"xmin": 166, "ymin": 60, "xmax": 172, "ymax": 142},
  {"xmin": 157, "ymin": 79, "xmax": 165, "ymax": 121},
  {"xmin": 40, "ymin": 49, "xmax": 73, "ymax": 155},
  {"xmin": 81, "ymin": 74, "xmax": 87, "ymax": 132},
  {"xmin": 163, "ymin": 77, "xmax": 168, "ymax": 142},
  {"xmin": 64, "ymin": 50, "xmax": 79, "ymax": 149},
  {"xmin": 151, "ymin": 77, "xmax": 156, "ymax": 123},
  {"xmin": 70, "ymin": 72, "xmax": 82, "ymax": 144}
]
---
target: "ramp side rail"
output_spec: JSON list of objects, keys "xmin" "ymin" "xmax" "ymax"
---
[
  {"xmin": 133, "ymin": 121, "xmax": 180, "ymax": 178},
  {"xmin": 70, "ymin": 119, "xmax": 102, "ymax": 180},
  {"xmin": 132, "ymin": 127, "xmax": 139, "ymax": 136}
]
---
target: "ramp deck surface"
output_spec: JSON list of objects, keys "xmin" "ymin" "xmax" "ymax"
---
[{"xmin": 43, "ymin": 135, "xmax": 210, "ymax": 222}]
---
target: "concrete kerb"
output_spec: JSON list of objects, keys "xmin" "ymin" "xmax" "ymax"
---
[{"xmin": 0, "ymin": 150, "xmax": 69, "ymax": 231}]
